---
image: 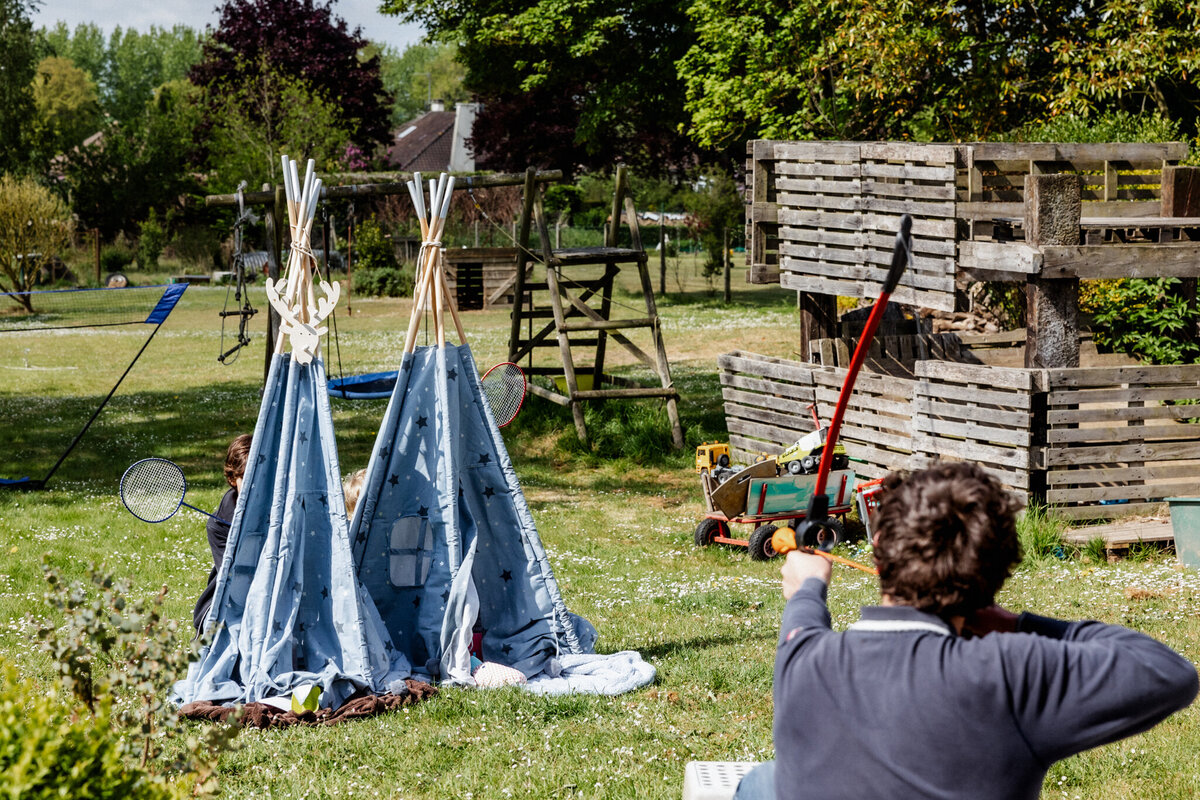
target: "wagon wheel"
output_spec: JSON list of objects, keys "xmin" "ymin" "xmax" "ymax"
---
[
  {"xmin": 786, "ymin": 460, "xmax": 803, "ymax": 475},
  {"xmin": 748, "ymin": 524, "xmax": 779, "ymax": 561},
  {"xmin": 801, "ymin": 517, "xmax": 845, "ymax": 552},
  {"xmin": 695, "ymin": 517, "xmax": 729, "ymax": 548}
]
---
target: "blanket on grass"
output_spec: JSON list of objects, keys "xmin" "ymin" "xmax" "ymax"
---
[{"xmin": 524, "ymin": 651, "xmax": 656, "ymax": 696}]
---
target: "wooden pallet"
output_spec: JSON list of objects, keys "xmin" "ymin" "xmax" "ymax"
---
[{"xmin": 1062, "ymin": 516, "xmax": 1173, "ymax": 558}]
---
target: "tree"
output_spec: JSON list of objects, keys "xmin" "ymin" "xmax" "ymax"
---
[
  {"xmin": 40, "ymin": 23, "xmax": 203, "ymax": 125},
  {"xmin": 0, "ymin": 174, "xmax": 73, "ymax": 312},
  {"xmin": 382, "ymin": 0, "xmax": 699, "ymax": 176},
  {"xmin": 30, "ymin": 56, "xmax": 102, "ymax": 158},
  {"xmin": 60, "ymin": 79, "xmax": 203, "ymax": 239},
  {"xmin": 0, "ymin": 0, "xmax": 40, "ymax": 174},
  {"xmin": 192, "ymin": 0, "xmax": 389, "ymax": 151},
  {"xmin": 678, "ymin": 0, "xmax": 1200, "ymax": 150},
  {"xmin": 377, "ymin": 41, "xmax": 467, "ymax": 125},
  {"xmin": 206, "ymin": 65, "xmax": 352, "ymax": 192}
]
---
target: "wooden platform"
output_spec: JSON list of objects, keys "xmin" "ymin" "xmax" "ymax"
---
[{"xmin": 1062, "ymin": 515, "xmax": 1173, "ymax": 557}]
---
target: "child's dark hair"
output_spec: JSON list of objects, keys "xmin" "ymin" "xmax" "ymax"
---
[
  {"xmin": 224, "ymin": 434, "xmax": 252, "ymax": 488},
  {"xmin": 872, "ymin": 462, "xmax": 1022, "ymax": 619}
]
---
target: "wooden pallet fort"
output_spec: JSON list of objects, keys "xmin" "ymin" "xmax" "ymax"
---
[
  {"xmin": 507, "ymin": 165, "xmax": 684, "ymax": 448},
  {"xmin": 734, "ymin": 140, "xmax": 1200, "ymax": 521}
]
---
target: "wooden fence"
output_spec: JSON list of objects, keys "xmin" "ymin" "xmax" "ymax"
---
[
  {"xmin": 746, "ymin": 140, "xmax": 1190, "ymax": 306},
  {"xmin": 719, "ymin": 349, "xmax": 1200, "ymax": 519}
]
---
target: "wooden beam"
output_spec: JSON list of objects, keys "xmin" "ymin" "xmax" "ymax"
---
[{"xmin": 1025, "ymin": 174, "xmax": 1082, "ymax": 369}]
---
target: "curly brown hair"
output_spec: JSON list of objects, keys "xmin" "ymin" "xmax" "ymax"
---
[
  {"xmin": 872, "ymin": 462, "xmax": 1022, "ymax": 618},
  {"xmin": 224, "ymin": 434, "xmax": 252, "ymax": 488}
]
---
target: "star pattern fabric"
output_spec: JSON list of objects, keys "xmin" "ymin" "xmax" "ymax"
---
[
  {"xmin": 347, "ymin": 344, "xmax": 597, "ymax": 684},
  {"xmin": 172, "ymin": 354, "xmax": 411, "ymax": 710}
]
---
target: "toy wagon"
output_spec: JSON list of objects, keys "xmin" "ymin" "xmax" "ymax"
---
[{"xmin": 694, "ymin": 459, "xmax": 857, "ymax": 561}]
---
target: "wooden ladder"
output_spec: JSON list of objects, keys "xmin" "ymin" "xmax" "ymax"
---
[{"xmin": 508, "ymin": 165, "xmax": 684, "ymax": 448}]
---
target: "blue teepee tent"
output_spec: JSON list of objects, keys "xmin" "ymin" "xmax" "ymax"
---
[
  {"xmin": 348, "ymin": 174, "xmax": 599, "ymax": 686},
  {"xmin": 174, "ymin": 158, "xmax": 409, "ymax": 709}
]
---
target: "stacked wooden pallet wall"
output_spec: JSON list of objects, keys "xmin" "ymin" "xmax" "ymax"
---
[
  {"xmin": 1043, "ymin": 364, "xmax": 1200, "ymax": 520},
  {"xmin": 718, "ymin": 350, "xmax": 915, "ymax": 482},
  {"xmin": 911, "ymin": 361, "xmax": 1038, "ymax": 494}
]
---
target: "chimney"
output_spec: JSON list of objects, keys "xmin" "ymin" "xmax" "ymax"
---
[
  {"xmin": 430, "ymin": 99, "xmax": 445, "ymax": 112},
  {"xmin": 448, "ymin": 102, "xmax": 479, "ymax": 172}
]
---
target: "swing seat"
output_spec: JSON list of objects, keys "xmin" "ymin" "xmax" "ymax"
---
[{"xmin": 328, "ymin": 371, "xmax": 398, "ymax": 400}]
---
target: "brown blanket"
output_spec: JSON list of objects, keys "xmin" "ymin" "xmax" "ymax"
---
[{"xmin": 180, "ymin": 679, "xmax": 438, "ymax": 728}]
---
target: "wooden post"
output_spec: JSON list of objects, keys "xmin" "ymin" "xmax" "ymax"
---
[
  {"xmin": 722, "ymin": 227, "xmax": 731, "ymax": 303},
  {"xmin": 798, "ymin": 292, "xmax": 837, "ymax": 358},
  {"xmin": 659, "ymin": 211, "xmax": 666, "ymax": 295},
  {"xmin": 509, "ymin": 167, "xmax": 537, "ymax": 363},
  {"xmin": 346, "ymin": 204, "xmax": 354, "ymax": 316},
  {"xmin": 1162, "ymin": 165, "xmax": 1200, "ymax": 347},
  {"xmin": 263, "ymin": 183, "xmax": 284, "ymax": 384},
  {"xmin": 1024, "ymin": 174, "xmax": 1081, "ymax": 369},
  {"xmin": 92, "ymin": 228, "xmax": 100, "ymax": 285}
]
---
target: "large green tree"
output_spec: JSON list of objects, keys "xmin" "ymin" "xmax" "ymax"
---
[
  {"xmin": 60, "ymin": 79, "xmax": 203, "ymax": 239},
  {"xmin": 382, "ymin": 0, "xmax": 698, "ymax": 175},
  {"xmin": 192, "ymin": 0, "xmax": 389, "ymax": 151},
  {"xmin": 0, "ymin": 0, "xmax": 39, "ymax": 174},
  {"xmin": 30, "ymin": 56, "xmax": 102, "ymax": 159},
  {"xmin": 679, "ymin": 0, "xmax": 1200, "ymax": 149},
  {"xmin": 40, "ymin": 23, "xmax": 203, "ymax": 124},
  {"xmin": 206, "ymin": 65, "xmax": 352, "ymax": 192}
]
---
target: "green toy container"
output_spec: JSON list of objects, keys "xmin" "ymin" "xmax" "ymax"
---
[{"xmin": 1168, "ymin": 497, "xmax": 1200, "ymax": 568}]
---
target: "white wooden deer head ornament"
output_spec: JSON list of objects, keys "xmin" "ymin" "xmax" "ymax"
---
[{"xmin": 266, "ymin": 156, "xmax": 341, "ymax": 365}]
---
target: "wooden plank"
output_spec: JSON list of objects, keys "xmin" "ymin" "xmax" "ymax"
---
[
  {"xmin": 1048, "ymin": 404, "xmax": 1200, "ymax": 424},
  {"xmin": 1046, "ymin": 364, "xmax": 1200, "ymax": 388},
  {"xmin": 863, "ymin": 213, "xmax": 956, "ymax": 239},
  {"xmin": 777, "ymin": 177, "xmax": 862, "ymax": 194},
  {"xmin": 861, "ymin": 162, "xmax": 956, "ymax": 182},
  {"xmin": 777, "ymin": 209, "xmax": 863, "ymax": 231},
  {"xmin": 865, "ymin": 231, "xmax": 956, "ymax": 257},
  {"xmin": 862, "ymin": 180, "xmax": 957, "ymax": 201},
  {"xmin": 779, "ymin": 272, "xmax": 955, "ymax": 312},
  {"xmin": 915, "ymin": 416, "xmax": 1032, "ymax": 446},
  {"xmin": 749, "ymin": 203, "xmax": 778, "ymax": 224},
  {"xmin": 1040, "ymin": 243, "xmax": 1200, "ymax": 279},
  {"xmin": 778, "ymin": 227, "xmax": 863, "ymax": 247},
  {"xmin": 779, "ymin": 243, "xmax": 862, "ymax": 265},
  {"xmin": 1061, "ymin": 519, "xmax": 1173, "ymax": 545},
  {"xmin": 724, "ymin": 401, "xmax": 823, "ymax": 433},
  {"xmin": 722, "ymin": 387, "xmax": 821, "ymax": 419},
  {"xmin": 1045, "ymin": 440, "xmax": 1200, "ymax": 466},
  {"xmin": 1046, "ymin": 421, "xmax": 1197, "ymax": 444},
  {"xmin": 860, "ymin": 196, "xmax": 956, "ymax": 218},
  {"xmin": 916, "ymin": 359, "xmax": 1035, "ymax": 390},
  {"xmin": 781, "ymin": 253, "xmax": 956, "ymax": 292},
  {"xmin": 965, "ymin": 141, "xmax": 1186, "ymax": 163},
  {"xmin": 1049, "ymin": 384, "xmax": 1200, "ymax": 406},
  {"xmin": 719, "ymin": 351, "xmax": 816, "ymax": 384},
  {"xmin": 776, "ymin": 161, "xmax": 862, "ymax": 178},
  {"xmin": 1054, "ymin": 501, "xmax": 1168, "ymax": 521},
  {"xmin": 747, "ymin": 263, "xmax": 780, "ymax": 284},
  {"xmin": 774, "ymin": 142, "xmax": 861, "ymax": 161},
  {"xmin": 720, "ymin": 371, "xmax": 816, "ymax": 402},
  {"xmin": 1048, "ymin": 482, "xmax": 1198, "ymax": 504},
  {"xmin": 914, "ymin": 397, "xmax": 1033, "ymax": 429},
  {"xmin": 860, "ymin": 142, "xmax": 957, "ymax": 163},
  {"xmin": 913, "ymin": 434, "xmax": 1032, "ymax": 469},
  {"xmin": 777, "ymin": 192, "xmax": 862, "ymax": 212},
  {"xmin": 727, "ymin": 418, "xmax": 815, "ymax": 449},
  {"xmin": 1048, "ymin": 462, "xmax": 1200, "ymax": 485},
  {"xmin": 957, "ymin": 241, "xmax": 1042, "ymax": 274},
  {"xmin": 912, "ymin": 379, "xmax": 1034, "ymax": 410}
]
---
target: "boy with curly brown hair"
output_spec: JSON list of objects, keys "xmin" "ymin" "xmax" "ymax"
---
[{"xmin": 735, "ymin": 461, "xmax": 1197, "ymax": 800}]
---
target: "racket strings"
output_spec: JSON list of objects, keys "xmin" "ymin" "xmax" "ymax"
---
[
  {"xmin": 121, "ymin": 458, "xmax": 186, "ymax": 522},
  {"xmin": 482, "ymin": 363, "xmax": 526, "ymax": 427}
]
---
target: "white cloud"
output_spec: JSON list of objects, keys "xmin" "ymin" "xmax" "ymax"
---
[{"xmin": 33, "ymin": 0, "xmax": 425, "ymax": 50}]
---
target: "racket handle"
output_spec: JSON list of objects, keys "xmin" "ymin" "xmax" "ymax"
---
[{"xmin": 181, "ymin": 501, "xmax": 229, "ymax": 526}]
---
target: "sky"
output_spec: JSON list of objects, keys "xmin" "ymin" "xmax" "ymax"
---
[{"xmin": 31, "ymin": 0, "xmax": 427, "ymax": 51}]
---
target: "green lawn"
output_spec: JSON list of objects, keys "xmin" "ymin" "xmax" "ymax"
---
[{"xmin": 1, "ymin": 275, "xmax": 1199, "ymax": 799}]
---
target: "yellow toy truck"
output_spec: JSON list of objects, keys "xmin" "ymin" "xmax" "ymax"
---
[{"xmin": 695, "ymin": 442, "xmax": 731, "ymax": 475}]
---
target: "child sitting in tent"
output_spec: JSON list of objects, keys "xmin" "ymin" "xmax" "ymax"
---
[
  {"xmin": 192, "ymin": 434, "xmax": 251, "ymax": 632},
  {"xmin": 343, "ymin": 468, "xmax": 366, "ymax": 517}
]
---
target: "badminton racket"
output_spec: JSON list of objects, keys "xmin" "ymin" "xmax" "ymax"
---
[
  {"xmin": 120, "ymin": 458, "xmax": 229, "ymax": 525},
  {"xmin": 481, "ymin": 362, "xmax": 527, "ymax": 427}
]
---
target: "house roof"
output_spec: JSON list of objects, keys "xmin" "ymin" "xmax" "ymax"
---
[{"xmin": 386, "ymin": 111, "xmax": 456, "ymax": 171}]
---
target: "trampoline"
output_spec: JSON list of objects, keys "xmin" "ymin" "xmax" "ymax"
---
[{"xmin": 328, "ymin": 370, "xmax": 398, "ymax": 400}]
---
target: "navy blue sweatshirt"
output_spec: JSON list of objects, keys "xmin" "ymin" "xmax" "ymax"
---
[
  {"xmin": 773, "ymin": 578, "xmax": 1198, "ymax": 800},
  {"xmin": 192, "ymin": 488, "xmax": 237, "ymax": 632}
]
